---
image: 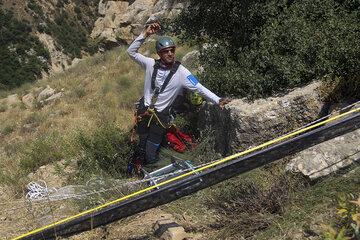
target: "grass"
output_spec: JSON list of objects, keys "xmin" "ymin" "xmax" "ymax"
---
[
  {"xmin": 0, "ymin": 38, "xmax": 196, "ymax": 186},
  {"xmin": 253, "ymin": 165, "xmax": 360, "ymax": 239},
  {"xmin": 0, "ymin": 46, "xmax": 140, "ymax": 191},
  {"xmin": 0, "ymin": 36, "xmax": 359, "ymax": 240}
]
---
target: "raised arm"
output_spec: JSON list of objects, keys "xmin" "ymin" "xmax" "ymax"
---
[
  {"xmin": 126, "ymin": 23, "xmax": 161, "ymax": 68},
  {"xmin": 143, "ymin": 23, "xmax": 161, "ymax": 38}
]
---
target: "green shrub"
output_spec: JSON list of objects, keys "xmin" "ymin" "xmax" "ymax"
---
[
  {"xmin": 23, "ymin": 112, "xmax": 43, "ymax": 124},
  {"xmin": 169, "ymin": 0, "xmax": 360, "ymax": 100},
  {"xmin": 27, "ymin": 0, "xmax": 44, "ymax": 17},
  {"xmin": 1, "ymin": 124, "xmax": 16, "ymax": 136},
  {"xmin": 43, "ymin": 2, "xmax": 100, "ymax": 60},
  {"xmin": 0, "ymin": 102, "xmax": 7, "ymax": 112},
  {"xmin": 0, "ymin": 9, "xmax": 50, "ymax": 90},
  {"xmin": 117, "ymin": 76, "xmax": 131, "ymax": 88},
  {"xmin": 74, "ymin": 87, "xmax": 86, "ymax": 98},
  {"xmin": 320, "ymin": 74, "xmax": 360, "ymax": 102},
  {"xmin": 322, "ymin": 194, "xmax": 360, "ymax": 240},
  {"xmin": 102, "ymin": 80, "xmax": 113, "ymax": 94},
  {"xmin": 1, "ymin": 0, "xmax": 101, "ymax": 91},
  {"xmin": 20, "ymin": 132, "xmax": 72, "ymax": 173},
  {"xmin": 85, "ymin": 37, "xmax": 103, "ymax": 55},
  {"xmin": 74, "ymin": 123, "xmax": 133, "ymax": 178}
]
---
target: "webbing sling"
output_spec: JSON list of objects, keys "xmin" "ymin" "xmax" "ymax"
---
[{"xmin": 149, "ymin": 60, "xmax": 181, "ymax": 109}]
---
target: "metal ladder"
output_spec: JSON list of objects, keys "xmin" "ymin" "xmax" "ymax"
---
[{"xmin": 142, "ymin": 156, "xmax": 198, "ymax": 187}]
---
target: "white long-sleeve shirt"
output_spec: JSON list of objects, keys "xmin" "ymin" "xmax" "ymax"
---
[{"xmin": 126, "ymin": 33, "xmax": 220, "ymax": 112}]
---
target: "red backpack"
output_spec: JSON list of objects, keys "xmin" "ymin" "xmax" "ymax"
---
[{"xmin": 166, "ymin": 125, "xmax": 194, "ymax": 152}]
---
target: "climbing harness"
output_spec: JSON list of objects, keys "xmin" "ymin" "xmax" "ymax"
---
[
  {"xmin": 131, "ymin": 60, "xmax": 181, "ymax": 141},
  {"xmin": 147, "ymin": 59, "xmax": 181, "ymax": 127}
]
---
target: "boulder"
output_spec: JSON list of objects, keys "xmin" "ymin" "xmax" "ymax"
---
[
  {"xmin": 44, "ymin": 92, "xmax": 63, "ymax": 104},
  {"xmin": 7, "ymin": 94, "xmax": 21, "ymax": 106},
  {"xmin": 22, "ymin": 92, "xmax": 35, "ymax": 109},
  {"xmin": 37, "ymin": 85, "xmax": 55, "ymax": 102},
  {"xmin": 199, "ymin": 81, "xmax": 360, "ymax": 179},
  {"xmin": 286, "ymin": 103, "xmax": 360, "ymax": 179},
  {"xmin": 199, "ymin": 81, "xmax": 328, "ymax": 155},
  {"xmin": 153, "ymin": 218, "xmax": 188, "ymax": 240},
  {"xmin": 181, "ymin": 50, "xmax": 200, "ymax": 70}
]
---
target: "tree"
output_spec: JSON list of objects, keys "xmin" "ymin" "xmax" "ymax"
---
[{"xmin": 168, "ymin": 0, "xmax": 360, "ymax": 100}]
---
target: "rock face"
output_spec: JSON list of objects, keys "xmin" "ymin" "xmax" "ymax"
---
[
  {"xmin": 199, "ymin": 81, "xmax": 359, "ymax": 179},
  {"xmin": 91, "ymin": 0, "xmax": 190, "ymax": 48},
  {"xmin": 37, "ymin": 33, "xmax": 71, "ymax": 73},
  {"xmin": 91, "ymin": 0, "xmax": 131, "ymax": 48},
  {"xmin": 199, "ymin": 81, "xmax": 329, "ymax": 155},
  {"xmin": 286, "ymin": 103, "xmax": 360, "ymax": 179}
]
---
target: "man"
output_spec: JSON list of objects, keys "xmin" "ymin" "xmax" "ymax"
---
[{"xmin": 126, "ymin": 22, "xmax": 232, "ymax": 164}]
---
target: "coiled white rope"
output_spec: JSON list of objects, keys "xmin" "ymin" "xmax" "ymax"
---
[{"xmin": 25, "ymin": 180, "xmax": 57, "ymax": 201}]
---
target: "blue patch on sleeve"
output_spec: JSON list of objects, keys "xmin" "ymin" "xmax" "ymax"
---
[{"xmin": 187, "ymin": 75, "xmax": 198, "ymax": 86}]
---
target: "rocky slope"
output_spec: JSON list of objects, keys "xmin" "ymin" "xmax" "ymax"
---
[
  {"xmin": 91, "ymin": 0, "xmax": 190, "ymax": 48},
  {"xmin": 1, "ymin": 0, "xmax": 189, "ymax": 77}
]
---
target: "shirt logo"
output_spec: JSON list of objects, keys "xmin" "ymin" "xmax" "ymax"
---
[{"xmin": 187, "ymin": 75, "xmax": 198, "ymax": 86}]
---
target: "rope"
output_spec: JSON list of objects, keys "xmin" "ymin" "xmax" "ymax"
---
[
  {"xmin": 0, "ymin": 167, "xmax": 199, "ymax": 212},
  {"xmin": 147, "ymin": 107, "xmax": 167, "ymax": 129},
  {"xmin": 13, "ymin": 104, "xmax": 360, "ymax": 240},
  {"xmin": 2, "ymin": 101, "xmax": 359, "ymax": 208},
  {"xmin": 131, "ymin": 112, "xmax": 149, "ymax": 142},
  {"xmin": 25, "ymin": 180, "xmax": 57, "ymax": 201}
]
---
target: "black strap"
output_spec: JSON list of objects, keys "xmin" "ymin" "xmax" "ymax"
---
[
  {"xmin": 151, "ymin": 60, "xmax": 181, "ymax": 94},
  {"xmin": 151, "ymin": 60, "xmax": 161, "ymax": 91}
]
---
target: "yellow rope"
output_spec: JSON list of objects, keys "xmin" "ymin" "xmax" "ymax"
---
[
  {"xmin": 13, "ymin": 106, "xmax": 360, "ymax": 240},
  {"xmin": 147, "ymin": 108, "xmax": 167, "ymax": 129},
  {"xmin": 147, "ymin": 113, "xmax": 154, "ymax": 127}
]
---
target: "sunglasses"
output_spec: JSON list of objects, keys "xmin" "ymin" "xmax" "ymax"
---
[{"xmin": 160, "ymin": 48, "xmax": 175, "ymax": 54}]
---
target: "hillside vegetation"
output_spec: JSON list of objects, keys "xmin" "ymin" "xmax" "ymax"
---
[
  {"xmin": 167, "ymin": 0, "xmax": 360, "ymax": 101},
  {"xmin": 0, "ymin": 40, "xmax": 359, "ymax": 240},
  {"xmin": 0, "ymin": 0, "xmax": 359, "ymax": 239},
  {"xmin": 0, "ymin": 37, "xmax": 197, "ymax": 188},
  {"xmin": 0, "ymin": 0, "xmax": 101, "ymax": 91}
]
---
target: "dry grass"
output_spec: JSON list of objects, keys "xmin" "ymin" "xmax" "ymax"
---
[{"xmin": 0, "ymin": 40, "xmax": 198, "ymax": 239}]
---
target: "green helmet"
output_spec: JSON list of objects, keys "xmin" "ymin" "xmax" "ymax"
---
[{"xmin": 156, "ymin": 37, "xmax": 176, "ymax": 52}]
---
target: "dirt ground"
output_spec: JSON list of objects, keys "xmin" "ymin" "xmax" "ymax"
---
[{"xmin": 0, "ymin": 161, "xmax": 219, "ymax": 240}]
